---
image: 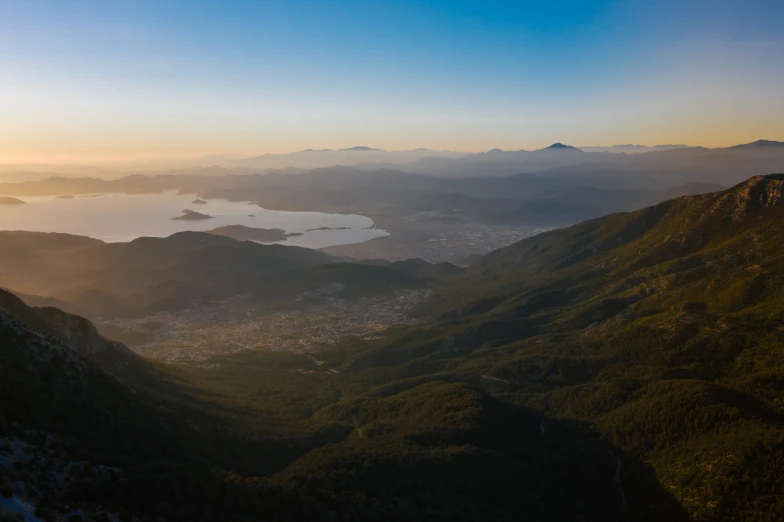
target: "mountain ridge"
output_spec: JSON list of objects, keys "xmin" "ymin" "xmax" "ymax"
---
[
  {"xmin": 334, "ymin": 173, "xmax": 784, "ymax": 520},
  {"xmin": 0, "ymin": 231, "xmax": 333, "ymax": 317}
]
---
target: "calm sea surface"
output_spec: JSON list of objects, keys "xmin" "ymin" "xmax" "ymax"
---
[{"xmin": 0, "ymin": 191, "xmax": 388, "ymax": 248}]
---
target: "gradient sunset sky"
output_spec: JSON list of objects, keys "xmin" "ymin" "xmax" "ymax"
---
[{"xmin": 1, "ymin": 0, "xmax": 783, "ymax": 162}]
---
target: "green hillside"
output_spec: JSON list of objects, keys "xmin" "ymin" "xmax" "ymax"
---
[{"xmin": 333, "ymin": 174, "xmax": 784, "ymax": 520}]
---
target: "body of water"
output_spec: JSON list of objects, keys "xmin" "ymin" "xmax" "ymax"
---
[{"xmin": 0, "ymin": 191, "xmax": 388, "ymax": 248}]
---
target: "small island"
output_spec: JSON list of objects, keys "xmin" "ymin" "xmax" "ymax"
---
[
  {"xmin": 192, "ymin": 199, "xmax": 208, "ymax": 204},
  {"xmin": 0, "ymin": 197, "xmax": 25, "ymax": 205},
  {"xmin": 172, "ymin": 209, "xmax": 215, "ymax": 221},
  {"xmin": 56, "ymin": 195, "xmax": 75, "ymax": 199},
  {"xmin": 306, "ymin": 226, "xmax": 350, "ymax": 232},
  {"xmin": 206, "ymin": 225, "xmax": 303, "ymax": 242}
]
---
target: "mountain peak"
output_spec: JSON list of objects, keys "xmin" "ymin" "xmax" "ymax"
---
[
  {"xmin": 538, "ymin": 143, "xmax": 582, "ymax": 152},
  {"xmin": 338, "ymin": 146, "xmax": 382, "ymax": 152},
  {"xmin": 728, "ymin": 139, "xmax": 784, "ymax": 150},
  {"xmin": 708, "ymin": 174, "xmax": 784, "ymax": 222}
]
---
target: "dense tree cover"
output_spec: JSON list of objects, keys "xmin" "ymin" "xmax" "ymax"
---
[{"xmin": 327, "ymin": 175, "xmax": 784, "ymax": 520}]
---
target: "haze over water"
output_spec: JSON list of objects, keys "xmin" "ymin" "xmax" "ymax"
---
[{"xmin": 0, "ymin": 191, "xmax": 387, "ymax": 248}]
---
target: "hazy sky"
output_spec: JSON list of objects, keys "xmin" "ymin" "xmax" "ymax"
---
[{"xmin": 1, "ymin": 0, "xmax": 783, "ymax": 162}]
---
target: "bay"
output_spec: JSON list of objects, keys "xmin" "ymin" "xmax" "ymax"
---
[{"xmin": 0, "ymin": 191, "xmax": 388, "ymax": 248}]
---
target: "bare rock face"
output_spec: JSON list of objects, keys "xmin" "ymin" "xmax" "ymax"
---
[
  {"xmin": 36, "ymin": 307, "xmax": 136, "ymax": 362},
  {"xmin": 0, "ymin": 289, "xmax": 137, "ymax": 372},
  {"xmin": 709, "ymin": 174, "xmax": 784, "ymax": 222}
]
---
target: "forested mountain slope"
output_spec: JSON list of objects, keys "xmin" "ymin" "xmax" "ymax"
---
[{"xmin": 337, "ymin": 174, "xmax": 784, "ymax": 520}]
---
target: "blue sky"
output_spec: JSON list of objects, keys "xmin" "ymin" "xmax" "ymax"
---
[{"xmin": 1, "ymin": 0, "xmax": 783, "ymax": 161}]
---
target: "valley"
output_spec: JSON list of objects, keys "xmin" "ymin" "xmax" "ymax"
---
[{"xmin": 100, "ymin": 289, "xmax": 431, "ymax": 363}]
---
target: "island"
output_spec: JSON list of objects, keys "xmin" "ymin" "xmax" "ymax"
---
[
  {"xmin": 172, "ymin": 209, "xmax": 215, "ymax": 221},
  {"xmin": 0, "ymin": 197, "xmax": 25, "ymax": 205},
  {"xmin": 305, "ymin": 226, "xmax": 350, "ymax": 232},
  {"xmin": 192, "ymin": 199, "xmax": 208, "ymax": 204},
  {"xmin": 56, "ymin": 195, "xmax": 75, "ymax": 199},
  {"xmin": 206, "ymin": 225, "xmax": 303, "ymax": 242}
]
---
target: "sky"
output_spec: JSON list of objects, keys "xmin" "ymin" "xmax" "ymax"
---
[{"xmin": 1, "ymin": 0, "xmax": 783, "ymax": 163}]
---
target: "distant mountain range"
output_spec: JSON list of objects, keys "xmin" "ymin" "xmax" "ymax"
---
[
  {"xmin": 237, "ymin": 140, "xmax": 783, "ymax": 174},
  {"xmin": 1, "ymin": 140, "xmax": 781, "ymax": 178},
  {"xmin": 724, "ymin": 139, "xmax": 784, "ymax": 150},
  {"xmin": 238, "ymin": 147, "xmax": 466, "ymax": 169},
  {"xmin": 579, "ymin": 144, "xmax": 690, "ymax": 153},
  {"xmin": 3, "ymin": 140, "xmax": 778, "ymax": 193},
  {"xmin": 390, "ymin": 139, "xmax": 784, "ymax": 181}
]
